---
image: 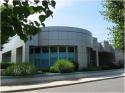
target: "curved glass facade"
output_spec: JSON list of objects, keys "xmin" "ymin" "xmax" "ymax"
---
[{"xmin": 29, "ymin": 46, "xmax": 77, "ymax": 68}]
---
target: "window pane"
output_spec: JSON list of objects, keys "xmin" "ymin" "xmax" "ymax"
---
[
  {"xmin": 68, "ymin": 47, "xmax": 74, "ymax": 52},
  {"xmin": 35, "ymin": 47, "xmax": 40, "ymax": 53},
  {"xmin": 50, "ymin": 47, "xmax": 57, "ymax": 52},
  {"xmin": 40, "ymin": 53, "xmax": 49, "ymax": 68},
  {"xmin": 42, "ymin": 47, "xmax": 49, "ymax": 53},
  {"xmin": 40, "ymin": 47, "xmax": 49, "ymax": 68},
  {"xmin": 32, "ymin": 53, "xmax": 49, "ymax": 68},
  {"xmin": 59, "ymin": 47, "xmax": 66, "ymax": 52},
  {"xmin": 29, "ymin": 48, "xmax": 34, "ymax": 54},
  {"xmin": 30, "ymin": 47, "xmax": 49, "ymax": 68},
  {"xmin": 68, "ymin": 53, "xmax": 75, "ymax": 62},
  {"xmin": 59, "ymin": 47, "xmax": 66, "ymax": 59},
  {"xmin": 50, "ymin": 47, "xmax": 58, "ymax": 66},
  {"xmin": 68, "ymin": 47, "xmax": 76, "ymax": 62}
]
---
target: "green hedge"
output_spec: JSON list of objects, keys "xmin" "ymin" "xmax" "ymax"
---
[
  {"xmin": 72, "ymin": 61, "xmax": 79, "ymax": 71},
  {"xmin": 0, "ymin": 62, "xmax": 14, "ymax": 69},
  {"xmin": 3, "ymin": 63, "xmax": 37, "ymax": 76},
  {"xmin": 50, "ymin": 59, "xmax": 75, "ymax": 73}
]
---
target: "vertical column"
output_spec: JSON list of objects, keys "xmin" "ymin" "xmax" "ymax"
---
[
  {"xmin": 11, "ymin": 49, "xmax": 16, "ymax": 63},
  {"xmin": 78, "ymin": 46, "xmax": 87, "ymax": 70},
  {"xmin": 66, "ymin": 46, "xmax": 68, "ymax": 59},
  {"xmin": 22, "ymin": 42, "xmax": 29, "ymax": 62},
  {"xmin": 49, "ymin": 47, "xmax": 50, "ymax": 66},
  {"xmin": 96, "ymin": 49, "xmax": 99, "ymax": 67},
  {"xmin": 74, "ymin": 47, "xmax": 76, "ymax": 61},
  {"xmin": 57, "ymin": 47, "xmax": 59, "ymax": 59},
  {"xmin": 82, "ymin": 47, "xmax": 87, "ymax": 68}
]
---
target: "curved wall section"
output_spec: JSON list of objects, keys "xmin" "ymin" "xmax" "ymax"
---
[{"xmin": 35, "ymin": 26, "xmax": 93, "ymax": 69}]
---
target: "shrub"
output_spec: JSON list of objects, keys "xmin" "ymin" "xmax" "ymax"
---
[
  {"xmin": 50, "ymin": 65, "xmax": 59, "ymax": 73},
  {"xmin": 50, "ymin": 59, "xmax": 75, "ymax": 73},
  {"xmin": 72, "ymin": 61, "xmax": 79, "ymax": 71},
  {"xmin": 0, "ymin": 62, "xmax": 14, "ymax": 69},
  {"xmin": 37, "ymin": 68, "xmax": 50, "ymax": 73},
  {"xmin": 3, "ymin": 63, "xmax": 37, "ymax": 76}
]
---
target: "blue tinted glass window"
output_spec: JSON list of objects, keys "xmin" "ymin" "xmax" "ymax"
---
[
  {"xmin": 35, "ymin": 47, "xmax": 40, "ymax": 53},
  {"xmin": 68, "ymin": 47, "xmax": 75, "ymax": 62},
  {"xmin": 40, "ymin": 53, "xmax": 49, "ymax": 68},
  {"xmin": 59, "ymin": 47, "xmax": 65, "ymax": 52},
  {"xmin": 40, "ymin": 47, "xmax": 49, "ymax": 68},
  {"xmin": 30, "ymin": 47, "xmax": 49, "ymax": 68},
  {"xmin": 42, "ymin": 47, "xmax": 49, "ymax": 53},
  {"xmin": 68, "ymin": 47, "xmax": 74, "ymax": 52},
  {"xmin": 29, "ymin": 48, "xmax": 34, "ymax": 54},
  {"xmin": 50, "ymin": 47, "xmax": 58, "ymax": 66},
  {"xmin": 59, "ymin": 47, "xmax": 66, "ymax": 59}
]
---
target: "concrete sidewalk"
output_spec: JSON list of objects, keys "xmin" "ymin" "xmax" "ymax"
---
[
  {"xmin": 1, "ymin": 75, "xmax": 124, "ymax": 92},
  {"xmin": 1, "ymin": 74, "xmax": 125, "ymax": 92},
  {"xmin": 1, "ymin": 69, "xmax": 124, "ymax": 86}
]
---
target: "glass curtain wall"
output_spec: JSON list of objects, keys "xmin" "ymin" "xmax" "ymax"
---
[
  {"xmin": 30, "ymin": 47, "xmax": 41, "ymax": 68},
  {"xmin": 40, "ymin": 47, "xmax": 49, "ymax": 68},
  {"xmin": 68, "ymin": 47, "xmax": 75, "ymax": 62},
  {"xmin": 50, "ymin": 47, "xmax": 58, "ymax": 66},
  {"xmin": 29, "ymin": 47, "xmax": 34, "ymax": 65},
  {"xmin": 59, "ymin": 47, "xmax": 66, "ymax": 59},
  {"xmin": 29, "ymin": 47, "xmax": 49, "ymax": 68},
  {"xmin": 34, "ymin": 47, "xmax": 40, "ymax": 67},
  {"xmin": 29, "ymin": 46, "xmax": 77, "ymax": 68}
]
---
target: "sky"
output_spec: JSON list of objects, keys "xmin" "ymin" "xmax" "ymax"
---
[
  {"xmin": 43, "ymin": 0, "xmax": 113, "ymax": 42},
  {"xmin": 1, "ymin": 0, "xmax": 112, "ymax": 42}
]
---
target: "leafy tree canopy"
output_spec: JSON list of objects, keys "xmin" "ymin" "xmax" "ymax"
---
[
  {"xmin": 101, "ymin": 0, "xmax": 124, "ymax": 52},
  {"xmin": 1, "ymin": 0, "xmax": 56, "ymax": 47}
]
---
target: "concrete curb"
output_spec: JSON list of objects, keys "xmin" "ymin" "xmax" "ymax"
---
[{"xmin": 1, "ymin": 75, "xmax": 124, "ymax": 93}]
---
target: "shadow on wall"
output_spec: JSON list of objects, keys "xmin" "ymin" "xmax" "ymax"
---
[
  {"xmin": 99, "ymin": 52, "xmax": 115, "ymax": 67},
  {"xmin": 2, "ymin": 51, "xmax": 11, "ymax": 62}
]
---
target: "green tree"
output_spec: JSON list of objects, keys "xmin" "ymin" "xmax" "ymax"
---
[
  {"xmin": 101, "ymin": 0, "xmax": 124, "ymax": 52},
  {"xmin": 1, "ymin": 0, "xmax": 56, "ymax": 47}
]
